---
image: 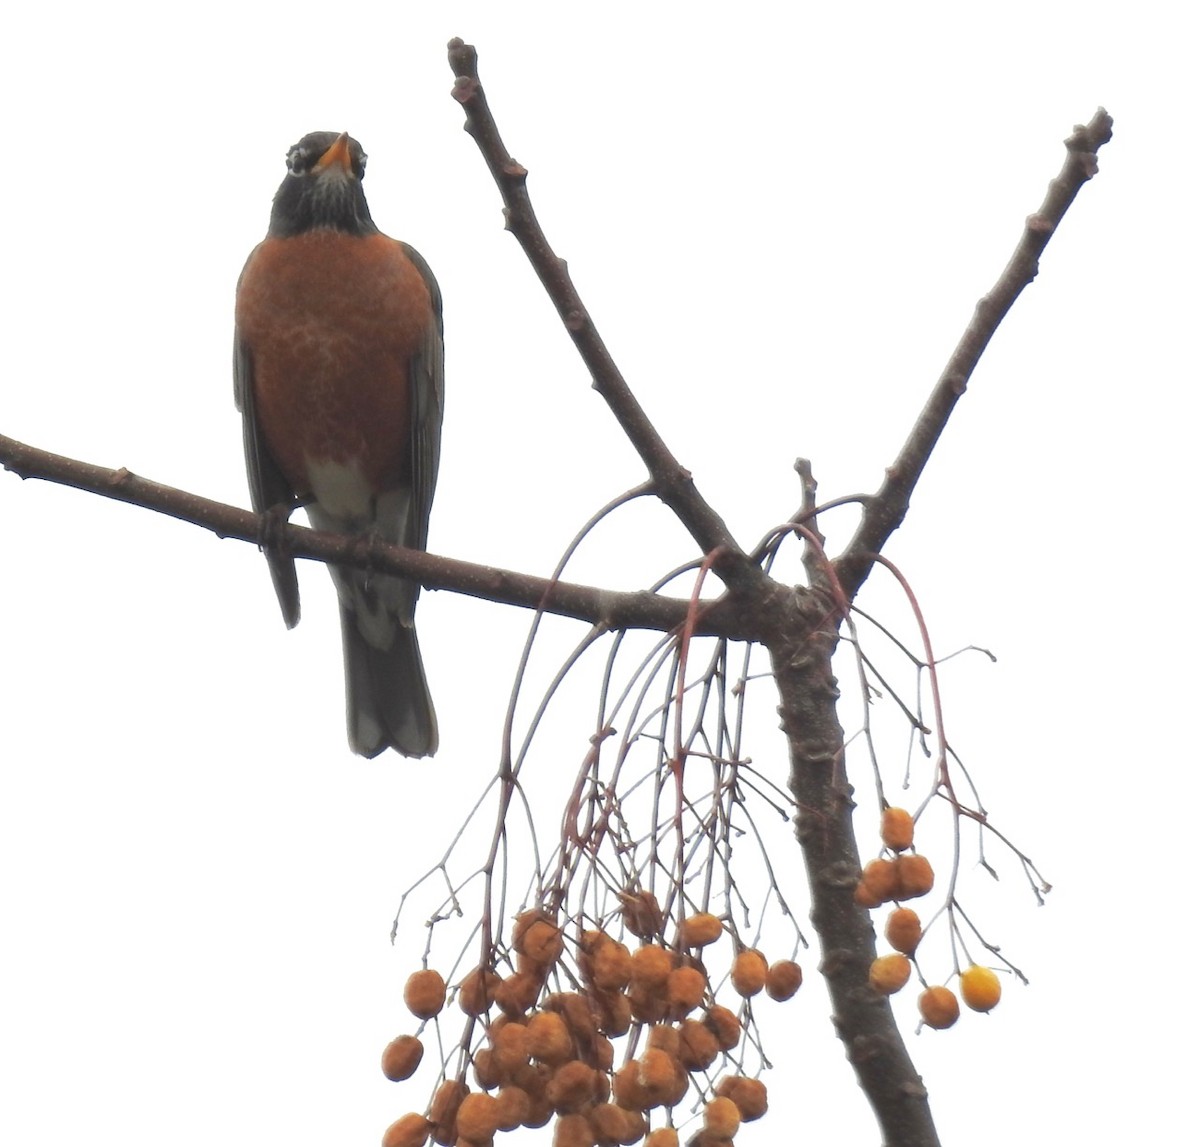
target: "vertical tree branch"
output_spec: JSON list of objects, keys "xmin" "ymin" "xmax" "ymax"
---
[{"xmin": 770, "ymin": 592, "xmax": 940, "ymax": 1147}]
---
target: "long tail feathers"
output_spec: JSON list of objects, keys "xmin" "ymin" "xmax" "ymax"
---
[{"xmin": 339, "ymin": 607, "xmax": 438, "ymax": 759}]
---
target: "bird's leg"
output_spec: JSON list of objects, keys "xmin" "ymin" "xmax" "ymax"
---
[{"xmin": 257, "ymin": 495, "xmax": 304, "ymax": 557}]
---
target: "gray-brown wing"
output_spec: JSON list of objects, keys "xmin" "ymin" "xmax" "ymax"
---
[
  {"xmin": 233, "ymin": 327, "xmax": 301, "ymax": 629},
  {"xmin": 400, "ymin": 242, "xmax": 445, "ymax": 556}
]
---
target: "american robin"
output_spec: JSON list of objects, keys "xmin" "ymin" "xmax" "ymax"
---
[{"xmin": 234, "ymin": 131, "xmax": 443, "ymax": 759}]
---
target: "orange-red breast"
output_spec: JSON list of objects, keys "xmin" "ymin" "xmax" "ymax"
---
[{"xmin": 234, "ymin": 131, "xmax": 442, "ymax": 758}]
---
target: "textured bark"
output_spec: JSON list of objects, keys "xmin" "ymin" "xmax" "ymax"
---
[{"xmin": 770, "ymin": 586, "xmax": 940, "ymax": 1147}]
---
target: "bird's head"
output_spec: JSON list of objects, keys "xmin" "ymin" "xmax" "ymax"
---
[{"xmin": 268, "ymin": 131, "xmax": 378, "ymax": 238}]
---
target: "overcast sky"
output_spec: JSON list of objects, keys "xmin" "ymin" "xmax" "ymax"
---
[{"xmin": 2, "ymin": 2, "xmax": 1195, "ymax": 1144}]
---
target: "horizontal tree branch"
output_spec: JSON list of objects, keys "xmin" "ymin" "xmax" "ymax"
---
[
  {"xmin": 0, "ymin": 432, "xmax": 756, "ymax": 639},
  {"xmin": 835, "ymin": 107, "xmax": 1114, "ymax": 599},
  {"xmin": 446, "ymin": 37, "xmax": 764, "ymax": 597}
]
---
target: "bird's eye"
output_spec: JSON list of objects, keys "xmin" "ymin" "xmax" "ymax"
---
[{"xmin": 285, "ymin": 145, "xmax": 311, "ymax": 174}]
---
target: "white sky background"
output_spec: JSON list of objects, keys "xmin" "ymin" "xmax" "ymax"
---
[{"xmin": 1, "ymin": 2, "xmax": 1195, "ymax": 1143}]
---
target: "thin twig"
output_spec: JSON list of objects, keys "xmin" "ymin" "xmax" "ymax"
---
[
  {"xmin": 836, "ymin": 108, "xmax": 1114, "ymax": 598},
  {"xmin": 446, "ymin": 37, "xmax": 764, "ymax": 596}
]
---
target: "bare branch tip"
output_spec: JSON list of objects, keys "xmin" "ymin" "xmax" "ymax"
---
[{"xmin": 447, "ymin": 38, "xmax": 478, "ymax": 73}]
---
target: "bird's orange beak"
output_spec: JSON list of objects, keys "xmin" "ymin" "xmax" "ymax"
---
[{"xmin": 315, "ymin": 132, "xmax": 353, "ymax": 173}]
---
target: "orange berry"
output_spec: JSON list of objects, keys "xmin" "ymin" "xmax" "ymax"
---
[
  {"xmin": 960, "ymin": 965, "xmax": 1002, "ymax": 1012},
  {"xmin": 715, "ymin": 1075, "xmax": 768, "ymax": 1121},
  {"xmin": 680, "ymin": 912, "xmax": 724, "ymax": 947},
  {"xmin": 881, "ymin": 807, "xmax": 915, "ymax": 850},
  {"xmin": 493, "ymin": 971, "xmax": 541, "ymax": 1017},
  {"xmin": 492, "ymin": 1086, "xmax": 529, "ymax": 1131},
  {"xmin": 516, "ymin": 917, "xmax": 564, "ymax": 967},
  {"xmin": 611, "ymin": 1060, "xmax": 648, "ymax": 1110},
  {"xmin": 896, "ymin": 854, "xmax": 935, "ymax": 900},
  {"xmin": 544, "ymin": 992, "xmax": 598, "ymax": 1045},
  {"xmin": 455, "ymin": 1091, "xmax": 500, "ymax": 1142},
  {"xmin": 552, "ymin": 1112, "xmax": 593, "ymax": 1147},
  {"xmin": 765, "ymin": 959, "xmax": 803, "ymax": 1001},
  {"xmin": 730, "ymin": 949, "xmax": 768, "ymax": 997},
  {"xmin": 704, "ymin": 1004, "xmax": 742, "ymax": 1051},
  {"xmin": 647, "ymin": 1023, "xmax": 681, "ymax": 1057},
  {"xmin": 492, "ymin": 1022, "xmax": 531, "ymax": 1073},
  {"xmin": 382, "ymin": 1113, "xmax": 431, "ymax": 1147},
  {"xmin": 472, "ymin": 1047, "xmax": 501, "ymax": 1091},
  {"xmin": 667, "ymin": 965, "xmax": 708, "ymax": 1016},
  {"xmin": 645, "ymin": 1131, "xmax": 679, "ymax": 1147},
  {"xmin": 705, "ymin": 1096, "xmax": 742, "ymax": 1137},
  {"xmin": 546, "ymin": 1059, "xmax": 597, "ymax": 1114},
  {"xmin": 627, "ymin": 978, "xmax": 669, "ymax": 1023},
  {"xmin": 617, "ymin": 1108, "xmax": 648, "ymax": 1143},
  {"xmin": 592, "ymin": 989, "xmax": 632, "ymax": 1038},
  {"xmin": 587, "ymin": 1101, "xmax": 632, "ymax": 1146},
  {"xmin": 599, "ymin": 1105, "xmax": 646, "ymax": 1145},
  {"xmin": 381, "ymin": 1034, "xmax": 423, "ymax": 1081},
  {"xmin": 458, "ymin": 967, "xmax": 501, "ymax": 1016},
  {"xmin": 677, "ymin": 1017, "xmax": 719, "ymax": 1071},
  {"xmin": 588, "ymin": 1033, "xmax": 614, "ymax": 1073},
  {"xmin": 918, "ymin": 985, "xmax": 960, "ymax": 1029},
  {"xmin": 855, "ymin": 858, "xmax": 900, "ymax": 908},
  {"xmin": 630, "ymin": 944, "xmax": 673, "ymax": 988},
  {"xmin": 868, "ymin": 953, "xmax": 912, "ymax": 995},
  {"xmin": 638, "ymin": 1048, "xmax": 688, "ymax": 1108},
  {"xmin": 637, "ymin": 1047, "xmax": 676, "ymax": 1093},
  {"xmin": 526, "ymin": 1010, "xmax": 573, "ymax": 1065},
  {"xmin": 589, "ymin": 937, "xmax": 632, "ymax": 992},
  {"xmin": 429, "ymin": 1079, "xmax": 467, "ymax": 1138},
  {"xmin": 516, "ymin": 1066, "xmax": 554, "ymax": 1128},
  {"xmin": 620, "ymin": 890, "xmax": 663, "ymax": 939},
  {"xmin": 884, "ymin": 907, "xmax": 923, "ymax": 956},
  {"xmin": 403, "ymin": 969, "xmax": 447, "ymax": 1020}
]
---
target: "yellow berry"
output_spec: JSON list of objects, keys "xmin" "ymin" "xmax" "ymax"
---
[{"xmin": 960, "ymin": 964, "xmax": 1002, "ymax": 1012}]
